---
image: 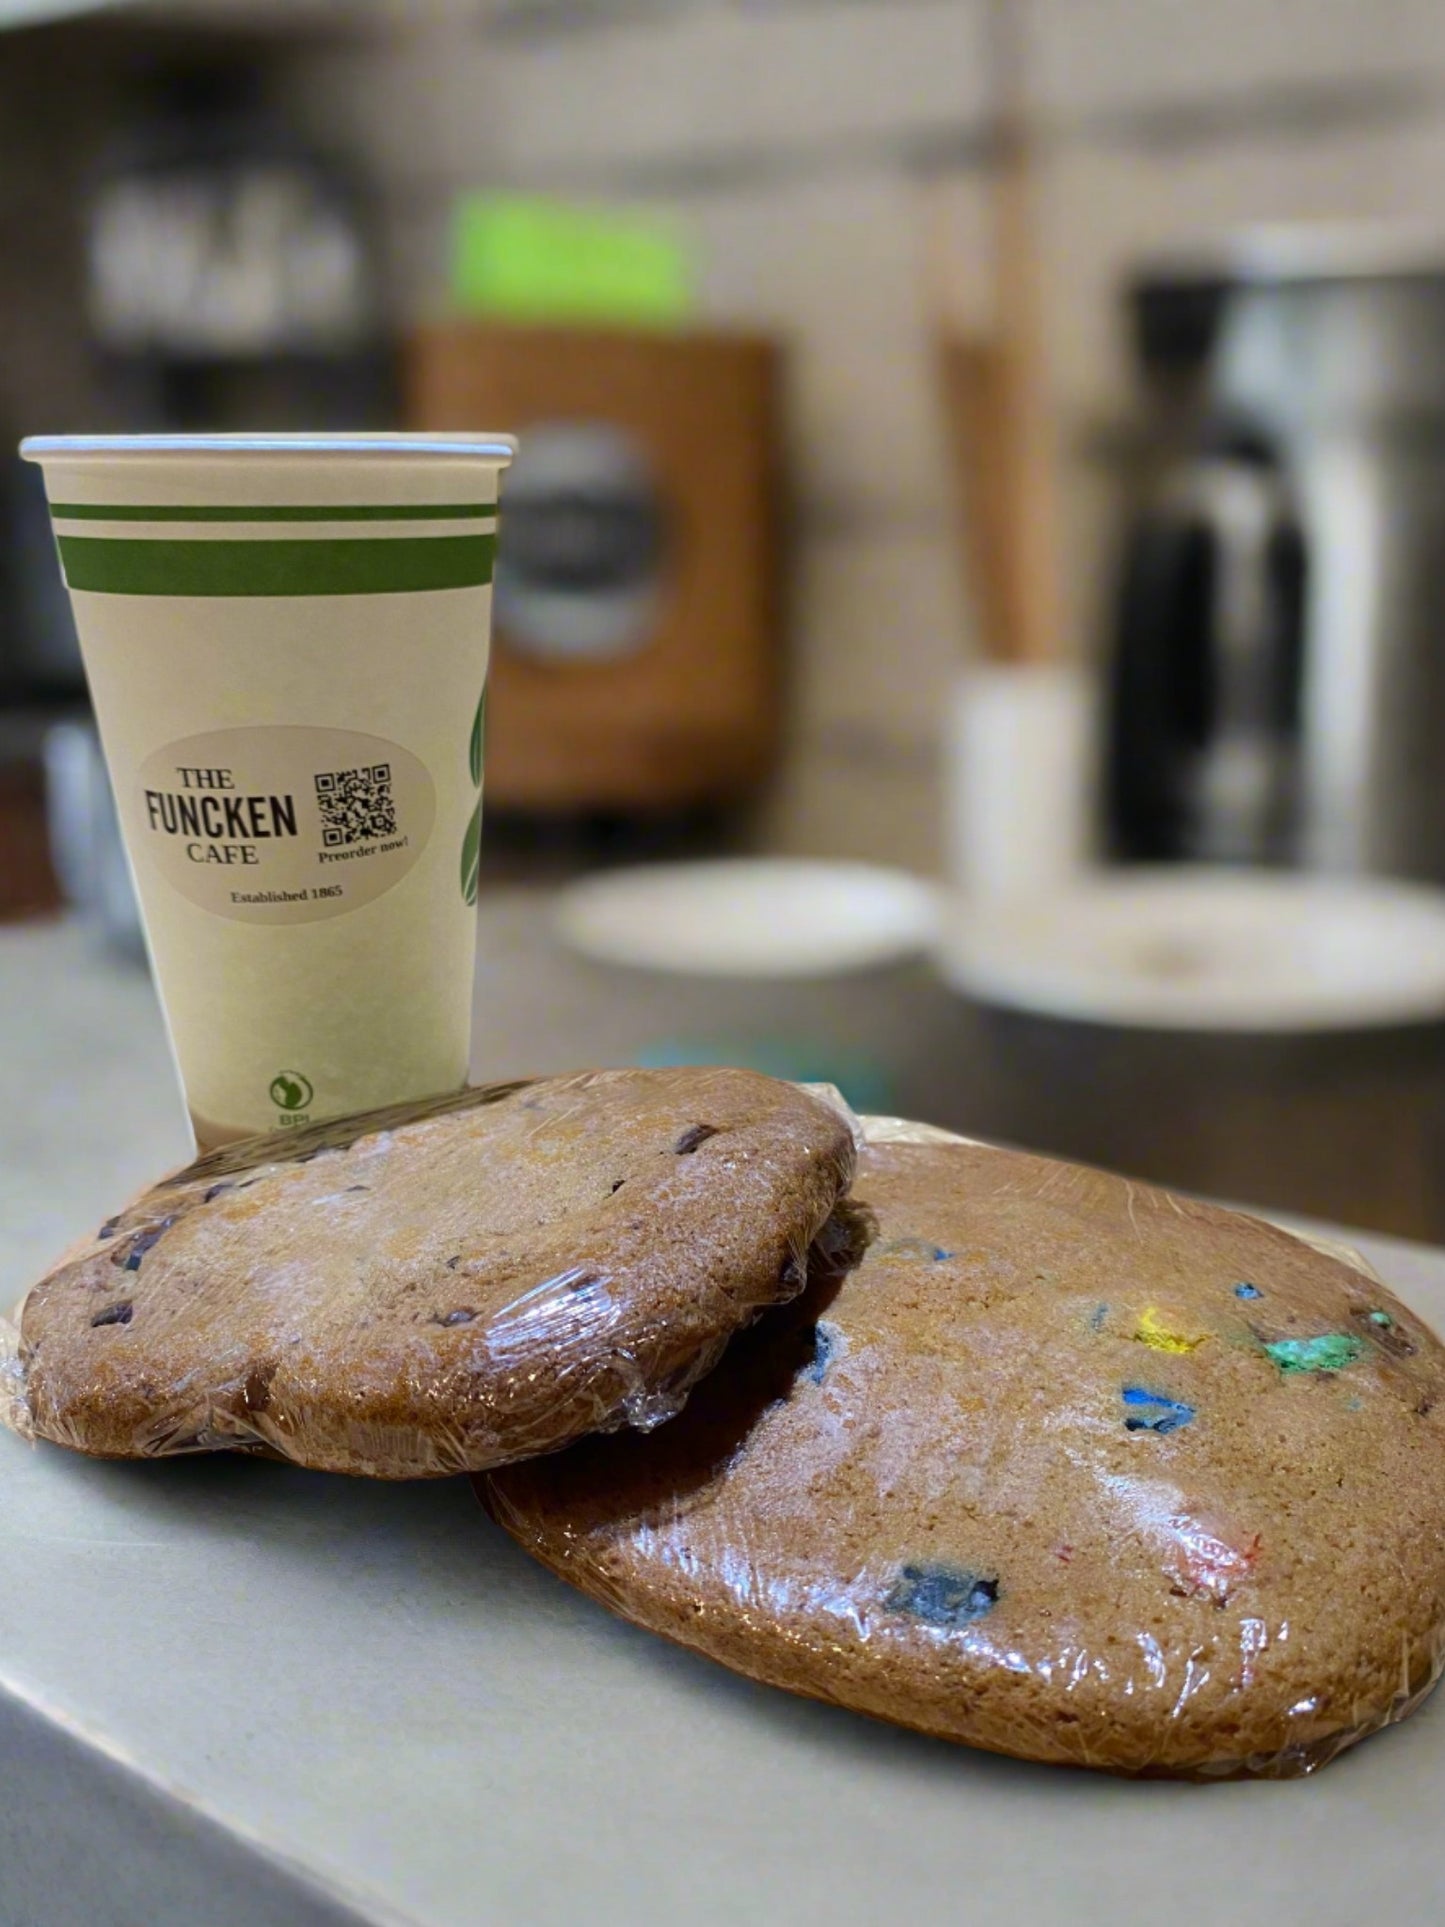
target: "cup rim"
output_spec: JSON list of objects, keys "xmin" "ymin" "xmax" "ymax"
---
[{"xmin": 20, "ymin": 432, "xmax": 517, "ymax": 462}]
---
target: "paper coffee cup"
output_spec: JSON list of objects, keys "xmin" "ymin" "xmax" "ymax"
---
[{"xmin": 22, "ymin": 433, "xmax": 515, "ymax": 1148}]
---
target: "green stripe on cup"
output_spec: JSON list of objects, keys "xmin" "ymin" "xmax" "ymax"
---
[
  {"xmin": 57, "ymin": 533, "xmax": 497, "ymax": 596},
  {"xmin": 50, "ymin": 501, "xmax": 498, "ymax": 522}
]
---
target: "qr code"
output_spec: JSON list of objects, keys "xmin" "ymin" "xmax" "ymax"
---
[{"xmin": 314, "ymin": 765, "xmax": 398, "ymax": 846}]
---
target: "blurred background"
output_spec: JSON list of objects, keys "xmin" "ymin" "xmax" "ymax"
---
[{"xmin": 8, "ymin": 0, "xmax": 1445, "ymax": 1240}]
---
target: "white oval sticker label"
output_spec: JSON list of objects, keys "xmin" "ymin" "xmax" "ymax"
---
[{"xmin": 132, "ymin": 725, "xmax": 435, "ymax": 923}]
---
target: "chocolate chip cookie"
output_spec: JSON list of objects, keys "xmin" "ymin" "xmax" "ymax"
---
[{"xmin": 19, "ymin": 1069, "xmax": 855, "ymax": 1478}]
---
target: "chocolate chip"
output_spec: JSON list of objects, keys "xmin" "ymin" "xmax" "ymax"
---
[
  {"xmin": 90, "ymin": 1302, "xmax": 133, "ymax": 1328},
  {"xmin": 674, "ymin": 1124, "xmax": 720, "ymax": 1155},
  {"xmin": 203, "ymin": 1183, "xmax": 234, "ymax": 1204},
  {"xmin": 344, "ymin": 1184, "xmax": 369, "ymax": 1193},
  {"xmin": 244, "ymin": 1365, "xmax": 276, "ymax": 1413},
  {"xmin": 445, "ymin": 1256, "xmax": 462, "ymax": 1271},
  {"xmin": 434, "ymin": 1308, "xmax": 477, "ymax": 1326},
  {"xmin": 116, "ymin": 1218, "xmax": 175, "ymax": 1272},
  {"xmin": 610, "ymin": 1179, "xmax": 626, "ymax": 1194},
  {"xmin": 97, "ymin": 1216, "xmax": 121, "ymax": 1241}
]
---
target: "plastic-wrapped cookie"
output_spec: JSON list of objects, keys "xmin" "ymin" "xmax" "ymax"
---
[
  {"xmin": 14, "ymin": 1069, "xmax": 855, "ymax": 1478},
  {"xmin": 485, "ymin": 1134, "xmax": 1445, "ymax": 1777}
]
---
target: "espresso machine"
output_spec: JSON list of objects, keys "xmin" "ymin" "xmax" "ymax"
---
[{"xmin": 1107, "ymin": 230, "xmax": 1445, "ymax": 883}]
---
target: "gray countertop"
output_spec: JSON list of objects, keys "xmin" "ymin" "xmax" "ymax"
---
[{"xmin": 4, "ymin": 910, "xmax": 1445, "ymax": 1927}]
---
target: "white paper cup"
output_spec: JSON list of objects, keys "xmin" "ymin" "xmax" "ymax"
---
[
  {"xmin": 943, "ymin": 664, "xmax": 1098, "ymax": 903},
  {"xmin": 22, "ymin": 432, "xmax": 515, "ymax": 1148}
]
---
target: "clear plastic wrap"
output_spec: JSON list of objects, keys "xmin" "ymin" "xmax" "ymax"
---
[
  {"xmin": 0, "ymin": 1070, "xmax": 856, "ymax": 1479},
  {"xmin": 484, "ymin": 1117, "xmax": 1445, "ymax": 1779}
]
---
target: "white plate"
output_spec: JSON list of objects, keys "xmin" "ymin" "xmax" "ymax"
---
[
  {"xmin": 554, "ymin": 859, "xmax": 940, "ymax": 979},
  {"xmin": 937, "ymin": 868, "xmax": 1445, "ymax": 1031}
]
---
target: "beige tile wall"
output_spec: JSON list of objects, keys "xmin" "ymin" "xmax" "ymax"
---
[
  {"xmin": 275, "ymin": 0, "xmax": 1445, "ymax": 872},
  {"xmin": 1029, "ymin": 0, "xmax": 1442, "ymax": 115},
  {"xmin": 487, "ymin": 1, "xmax": 991, "ymax": 177}
]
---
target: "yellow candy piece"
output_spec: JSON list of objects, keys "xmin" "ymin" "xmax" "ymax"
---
[{"xmin": 1134, "ymin": 1306, "xmax": 1210, "ymax": 1354}]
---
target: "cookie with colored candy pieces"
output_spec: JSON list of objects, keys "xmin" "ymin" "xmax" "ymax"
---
[
  {"xmin": 15, "ymin": 1069, "xmax": 855, "ymax": 1478},
  {"xmin": 484, "ymin": 1134, "xmax": 1445, "ymax": 1777}
]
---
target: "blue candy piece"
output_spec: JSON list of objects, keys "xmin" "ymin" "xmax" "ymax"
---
[
  {"xmin": 1234, "ymin": 1283, "xmax": 1261, "ymax": 1300},
  {"xmin": 801, "ymin": 1322, "xmax": 838, "ymax": 1385},
  {"xmin": 885, "ymin": 1563, "xmax": 999, "ymax": 1628},
  {"xmin": 875, "ymin": 1237, "xmax": 955, "ymax": 1264},
  {"xmin": 1121, "ymin": 1385, "xmax": 1195, "ymax": 1435}
]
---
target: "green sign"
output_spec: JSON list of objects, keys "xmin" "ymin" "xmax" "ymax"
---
[{"xmin": 452, "ymin": 194, "xmax": 693, "ymax": 328}]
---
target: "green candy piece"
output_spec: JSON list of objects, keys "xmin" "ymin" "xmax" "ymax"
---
[{"xmin": 1265, "ymin": 1333, "xmax": 1365, "ymax": 1375}]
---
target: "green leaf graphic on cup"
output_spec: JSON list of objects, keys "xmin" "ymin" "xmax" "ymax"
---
[
  {"xmin": 461, "ymin": 800, "xmax": 482, "ymax": 906},
  {"xmin": 469, "ymin": 684, "xmax": 486, "ymax": 789},
  {"xmin": 461, "ymin": 682, "xmax": 486, "ymax": 903}
]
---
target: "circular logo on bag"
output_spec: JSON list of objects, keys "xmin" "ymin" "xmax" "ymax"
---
[{"xmin": 495, "ymin": 422, "xmax": 668, "ymax": 663}]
